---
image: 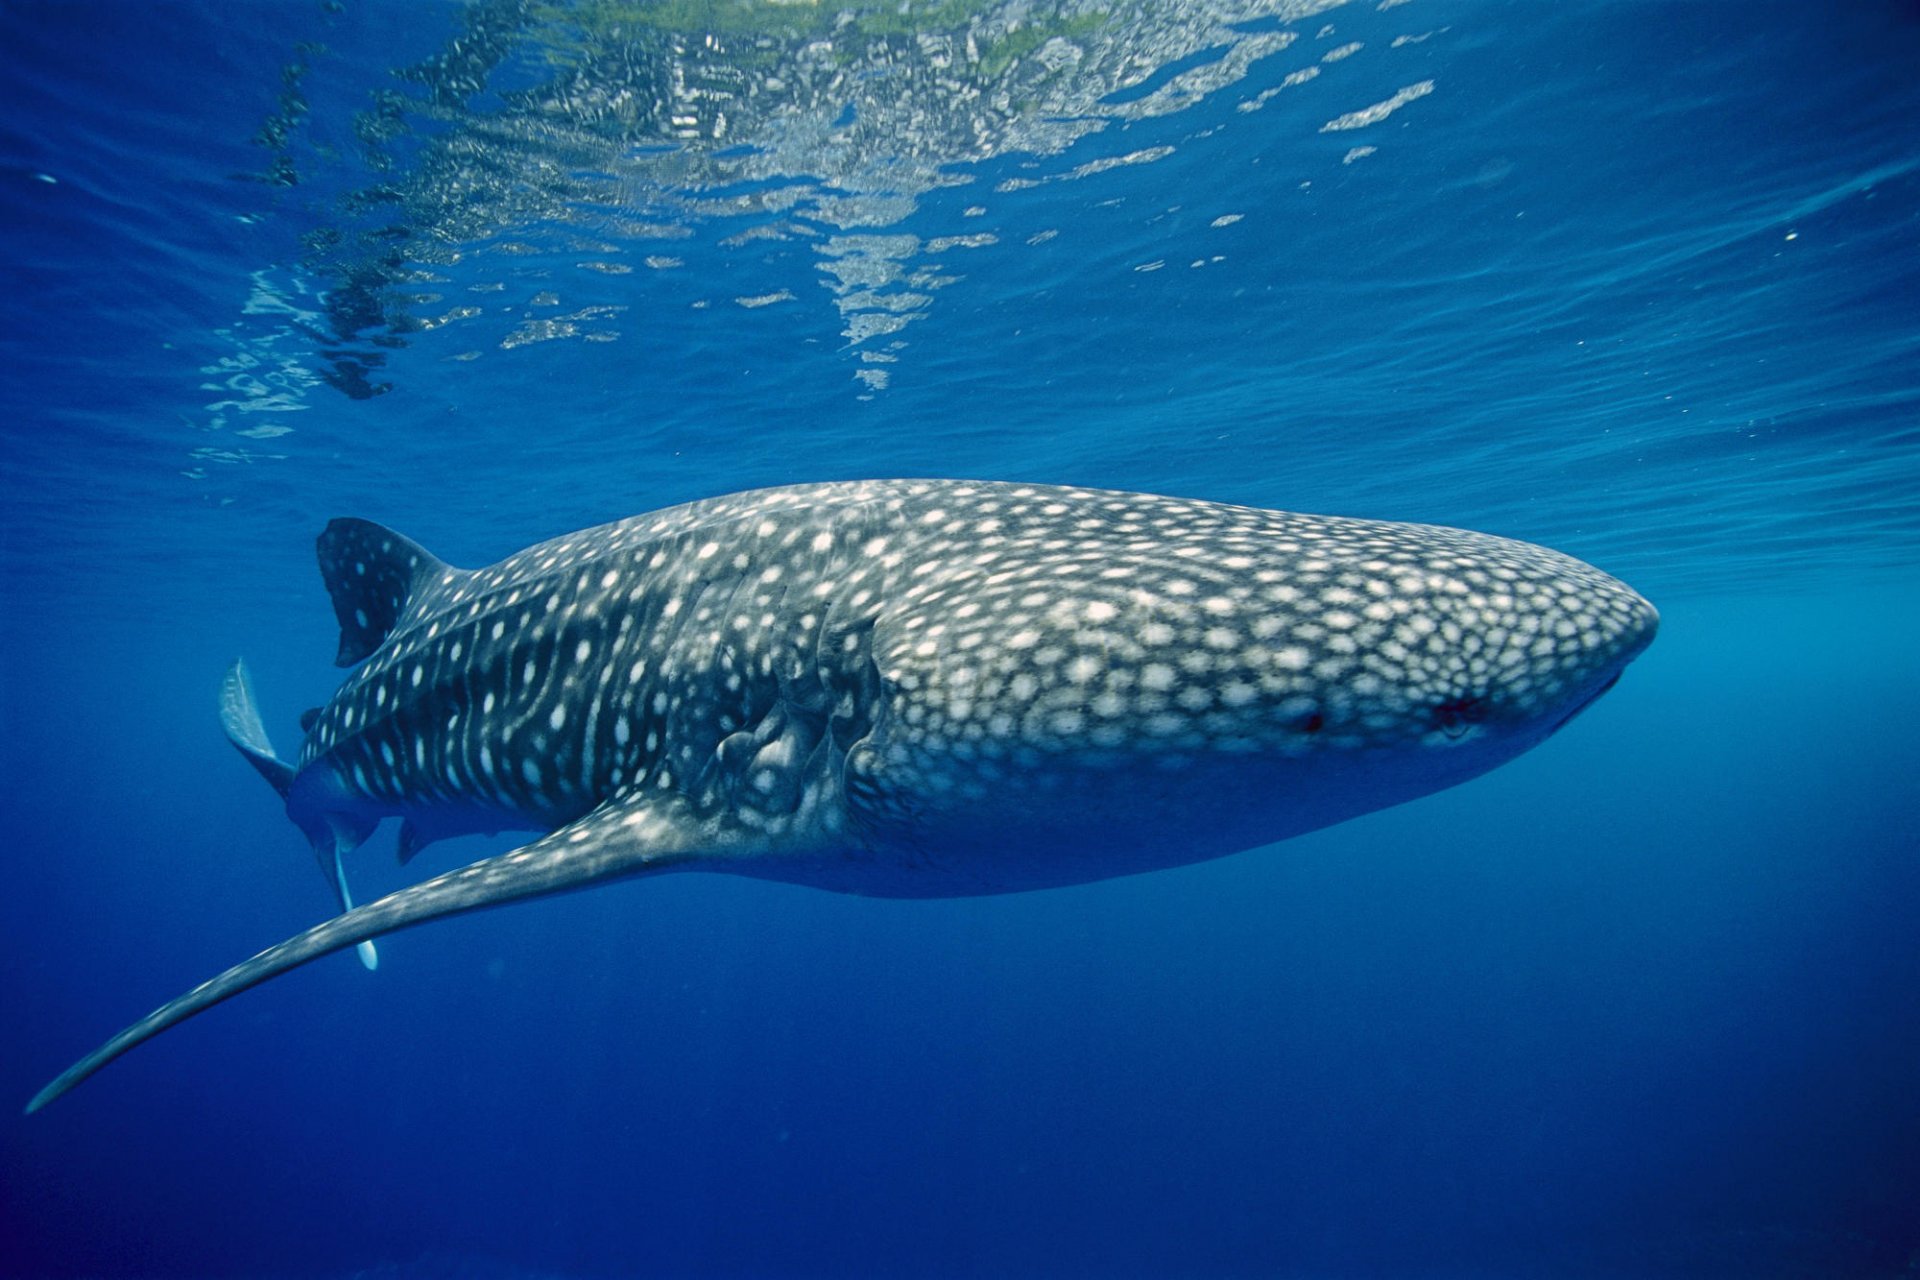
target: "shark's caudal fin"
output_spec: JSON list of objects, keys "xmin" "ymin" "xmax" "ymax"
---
[
  {"xmin": 315, "ymin": 518, "xmax": 453, "ymax": 668},
  {"xmin": 219, "ymin": 660, "xmax": 378, "ymax": 971},
  {"xmin": 218, "ymin": 660, "xmax": 295, "ymax": 798},
  {"xmin": 26, "ymin": 794, "xmax": 706, "ymax": 1114}
]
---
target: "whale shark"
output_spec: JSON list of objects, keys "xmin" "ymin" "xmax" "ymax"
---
[{"xmin": 27, "ymin": 480, "xmax": 1657, "ymax": 1112}]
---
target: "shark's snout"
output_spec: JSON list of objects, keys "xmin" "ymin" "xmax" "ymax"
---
[{"xmin": 1543, "ymin": 584, "xmax": 1657, "ymax": 734}]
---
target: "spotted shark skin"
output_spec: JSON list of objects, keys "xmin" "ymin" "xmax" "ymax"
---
[{"xmin": 28, "ymin": 480, "xmax": 1657, "ymax": 1111}]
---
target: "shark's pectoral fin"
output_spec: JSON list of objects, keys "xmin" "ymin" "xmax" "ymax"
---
[{"xmin": 26, "ymin": 792, "xmax": 711, "ymax": 1114}]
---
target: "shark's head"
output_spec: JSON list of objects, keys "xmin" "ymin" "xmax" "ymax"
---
[
  {"xmin": 1267, "ymin": 523, "xmax": 1659, "ymax": 776},
  {"xmin": 847, "ymin": 504, "xmax": 1659, "ymax": 884}
]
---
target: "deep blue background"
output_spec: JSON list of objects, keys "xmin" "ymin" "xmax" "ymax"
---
[{"xmin": 3, "ymin": 2, "xmax": 1918, "ymax": 1276}]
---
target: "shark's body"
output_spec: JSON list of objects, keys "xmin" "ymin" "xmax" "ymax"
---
[{"xmin": 29, "ymin": 481, "xmax": 1657, "ymax": 1111}]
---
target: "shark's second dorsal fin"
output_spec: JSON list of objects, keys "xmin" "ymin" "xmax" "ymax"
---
[{"xmin": 315, "ymin": 518, "xmax": 452, "ymax": 668}]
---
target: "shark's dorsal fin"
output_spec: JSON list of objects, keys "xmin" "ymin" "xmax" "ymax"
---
[
  {"xmin": 315, "ymin": 518, "xmax": 452, "ymax": 667},
  {"xmin": 26, "ymin": 792, "xmax": 716, "ymax": 1113},
  {"xmin": 299, "ymin": 707, "xmax": 322, "ymax": 735}
]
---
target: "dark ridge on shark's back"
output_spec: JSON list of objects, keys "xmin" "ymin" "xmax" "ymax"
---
[{"xmin": 28, "ymin": 480, "xmax": 1658, "ymax": 1112}]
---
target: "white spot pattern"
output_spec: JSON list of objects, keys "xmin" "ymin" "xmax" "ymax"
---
[{"xmin": 285, "ymin": 481, "xmax": 1654, "ymax": 894}]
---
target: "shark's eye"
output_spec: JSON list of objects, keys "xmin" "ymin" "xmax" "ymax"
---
[{"xmin": 1434, "ymin": 696, "xmax": 1488, "ymax": 738}]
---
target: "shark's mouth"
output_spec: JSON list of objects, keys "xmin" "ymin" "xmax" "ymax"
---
[{"xmin": 1550, "ymin": 671, "xmax": 1623, "ymax": 737}]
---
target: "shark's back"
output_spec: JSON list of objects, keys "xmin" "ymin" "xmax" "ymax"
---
[{"xmin": 292, "ymin": 481, "xmax": 926, "ymax": 857}]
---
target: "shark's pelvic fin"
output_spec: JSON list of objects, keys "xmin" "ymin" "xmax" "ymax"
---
[
  {"xmin": 25, "ymin": 793, "xmax": 705, "ymax": 1113},
  {"xmin": 314, "ymin": 518, "xmax": 453, "ymax": 668},
  {"xmin": 396, "ymin": 820, "xmax": 428, "ymax": 867},
  {"xmin": 326, "ymin": 827, "xmax": 379, "ymax": 972}
]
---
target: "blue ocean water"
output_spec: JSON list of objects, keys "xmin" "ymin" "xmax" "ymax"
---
[{"xmin": 2, "ymin": 0, "xmax": 1917, "ymax": 1276}]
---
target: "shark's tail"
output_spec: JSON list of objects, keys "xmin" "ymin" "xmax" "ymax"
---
[
  {"xmin": 218, "ymin": 660, "xmax": 378, "ymax": 971},
  {"xmin": 26, "ymin": 794, "xmax": 696, "ymax": 1113},
  {"xmin": 218, "ymin": 659, "xmax": 295, "ymax": 797}
]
